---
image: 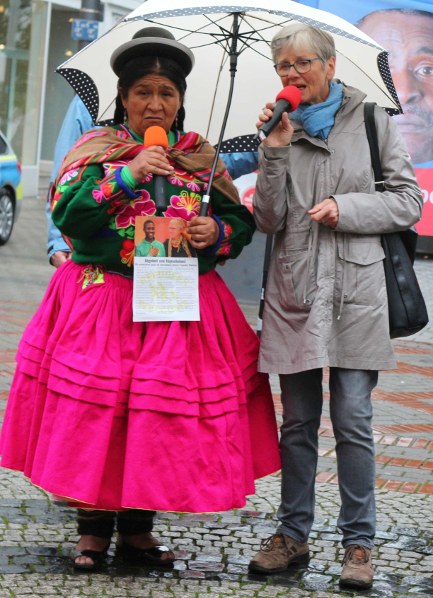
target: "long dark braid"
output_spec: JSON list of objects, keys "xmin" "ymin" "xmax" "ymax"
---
[{"xmin": 114, "ymin": 95, "xmax": 126, "ymax": 124}]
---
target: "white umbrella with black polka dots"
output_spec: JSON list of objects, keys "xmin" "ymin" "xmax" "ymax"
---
[{"xmin": 56, "ymin": 0, "xmax": 401, "ymax": 149}]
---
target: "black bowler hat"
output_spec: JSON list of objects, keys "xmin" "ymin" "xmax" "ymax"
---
[{"xmin": 110, "ymin": 26, "xmax": 195, "ymax": 77}]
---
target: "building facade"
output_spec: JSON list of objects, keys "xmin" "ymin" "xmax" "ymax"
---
[{"xmin": 0, "ymin": 0, "xmax": 142, "ymax": 196}]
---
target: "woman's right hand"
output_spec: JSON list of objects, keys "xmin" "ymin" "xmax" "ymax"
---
[
  {"xmin": 256, "ymin": 102, "xmax": 294, "ymax": 147},
  {"xmin": 127, "ymin": 146, "xmax": 174, "ymax": 181},
  {"xmin": 50, "ymin": 250, "xmax": 71, "ymax": 269}
]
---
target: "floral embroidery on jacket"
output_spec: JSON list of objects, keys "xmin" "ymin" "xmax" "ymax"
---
[
  {"xmin": 120, "ymin": 239, "xmax": 135, "ymax": 267},
  {"xmin": 51, "ymin": 126, "xmax": 247, "ymax": 274},
  {"xmin": 186, "ymin": 180, "xmax": 202, "ymax": 192},
  {"xmin": 59, "ymin": 169, "xmax": 79, "ymax": 185},
  {"xmin": 114, "ymin": 193, "xmax": 156, "ymax": 230},
  {"xmin": 216, "ymin": 222, "xmax": 233, "ymax": 257},
  {"xmin": 92, "ymin": 182, "xmax": 112, "ymax": 204},
  {"xmin": 165, "ymin": 191, "xmax": 200, "ymax": 220},
  {"xmin": 52, "ymin": 169, "xmax": 81, "ymax": 212},
  {"xmin": 168, "ymin": 172, "xmax": 185, "ymax": 187},
  {"xmin": 167, "ymin": 169, "xmax": 204, "ymax": 191}
]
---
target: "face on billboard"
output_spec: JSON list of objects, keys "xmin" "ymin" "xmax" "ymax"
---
[{"xmin": 359, "ymin": 11, "xmax": 433, "ymax": 165}]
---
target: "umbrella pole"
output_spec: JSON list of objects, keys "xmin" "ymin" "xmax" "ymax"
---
[
  {"xmin": 199, "ymin": 13, "xmax": 241, "ymax": 217},
  {"xmin": 257, "ymin": 233, "xmax": 273, "ymax": 337}
]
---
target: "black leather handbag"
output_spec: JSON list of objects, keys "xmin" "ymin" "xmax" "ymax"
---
[{"xmin": 364, "ymin": 102, "xmax": 429, "ymax": 339}]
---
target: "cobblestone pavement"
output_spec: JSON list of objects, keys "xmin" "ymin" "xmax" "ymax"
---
[{"xmin": 0, "ymin": 197, "xmax": 432, "ymax": 597}]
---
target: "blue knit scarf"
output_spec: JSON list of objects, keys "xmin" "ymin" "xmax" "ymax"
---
[{"xmin": 290, "ymin": 81, "xmax": 343, "ymax": 140}]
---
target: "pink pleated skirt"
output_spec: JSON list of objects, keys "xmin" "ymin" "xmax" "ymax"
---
[{"xmin": 0, "ymin": 261, "xmax": 280, "ymax": 512}]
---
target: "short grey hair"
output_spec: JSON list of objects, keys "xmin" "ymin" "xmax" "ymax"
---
[{"xmin": 271, "ymin": 23, "xmax": 336, "ymax": 65}]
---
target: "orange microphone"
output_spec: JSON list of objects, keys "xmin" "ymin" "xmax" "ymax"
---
[
  {"xmin": 144, "ymin": 125, "xmax": 169, "ymax": 148},
  {"xmin": 143, "ymin": 126, "xmax": 169, "ymax": 214}
]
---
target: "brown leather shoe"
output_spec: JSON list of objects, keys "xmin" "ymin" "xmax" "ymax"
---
[
  {"xmin": 340, "ymin": 545, "xmax": 374, "ymax": 589},
  {"xmin": 248, "ymin": 533, "xmax": 309, "ymax": 573}
]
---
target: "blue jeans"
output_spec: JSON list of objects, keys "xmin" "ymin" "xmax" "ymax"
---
[{"xmin": 277, "ymin": 367, "xmax": 377, "ymax": 549}]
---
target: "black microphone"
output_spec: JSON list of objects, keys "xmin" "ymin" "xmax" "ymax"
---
[
  {"xmin": 143, "ymin": 126, "xmax": 169, "ymax": 214},
  {"xmin": 153, "ymin": 176, "xmax": 166, "ymax": 214},
  {"xmin": 256, "ymin": 86, "xmax": 302, "ymax": 142}
]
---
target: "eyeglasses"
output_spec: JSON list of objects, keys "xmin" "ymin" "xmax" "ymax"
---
[{"xmin": 273, "ymin": 57, "xmax": 322, "ymax": 76}]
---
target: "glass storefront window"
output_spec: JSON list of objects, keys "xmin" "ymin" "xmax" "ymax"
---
[
  {"xmin": 0, "ymin": 0, "xmax": 48, "ymax": 172},
  {"xmin": 0, "ymin": 0, "xmax": 32, "ymax": 156},
  {"xmin": 41, "ymin": 5, "xmax": 81, "ymax": 162}
]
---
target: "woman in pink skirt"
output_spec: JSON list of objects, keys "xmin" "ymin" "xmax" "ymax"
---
[{"xmin": 0, "ymin": 27, "xmax": 280, "ymax": 571}]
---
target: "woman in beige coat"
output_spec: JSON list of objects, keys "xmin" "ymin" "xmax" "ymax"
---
[{"xmin": 248, "ymin": 23, "xmax": 423, "ymax": 590}]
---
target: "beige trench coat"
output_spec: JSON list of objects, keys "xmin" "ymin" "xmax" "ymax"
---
[{"xmin": 253, "ymin": 84, "xmax": 423, "ymax": 375}]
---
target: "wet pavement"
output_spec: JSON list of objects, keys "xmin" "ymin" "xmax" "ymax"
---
[{"xmin": 0, "ymin": 196, "xmax": 432, "ymax": 597}]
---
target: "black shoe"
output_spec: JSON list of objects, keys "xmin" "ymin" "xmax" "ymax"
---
[
  {"xmin": 116, "ymin": 540, "xmax": 175, "ymax": 568},
  {"xmin": 71, "ymin": 545, "xmax": 109, "ymax": 572}
]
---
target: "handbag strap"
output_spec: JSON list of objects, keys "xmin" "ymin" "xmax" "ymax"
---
[
  {"xmin": 365, "ymin": 102, "xmax": 418, "ymax": 263},
  {"xmin": 364, "ymin": 102, "xmax": 385, "ymax": 191}
]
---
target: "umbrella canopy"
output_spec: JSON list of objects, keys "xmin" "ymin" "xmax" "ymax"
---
[{"xmin": 57, "ymin": 0, "xmax": 401, "ymax": 146}]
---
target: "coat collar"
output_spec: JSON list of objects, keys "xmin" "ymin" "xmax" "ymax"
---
[{"xmin": 290, "ymin": 81, "xmax": 367, "ymax": 146}]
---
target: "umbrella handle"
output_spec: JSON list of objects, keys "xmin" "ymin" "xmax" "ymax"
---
[
  {"xmin": 199, "ymin": 147, "xmax": 220, "ymax": 216},
  {"xmin": 200, "ymin": 194, "xmax": 211, "ymax": 216}
]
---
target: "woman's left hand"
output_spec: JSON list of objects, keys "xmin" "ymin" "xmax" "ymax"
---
[
  {"xmin": 308, "ymin": 198, "xmax": 339, "ymax": 228},
  {"xmin": 187, "ymin": 216, "xmax": 220, "ymax": 249}
]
